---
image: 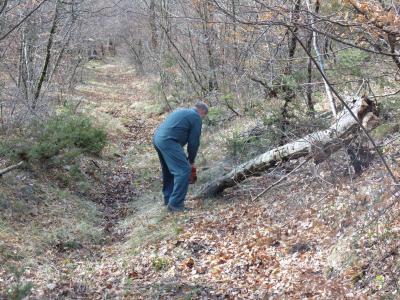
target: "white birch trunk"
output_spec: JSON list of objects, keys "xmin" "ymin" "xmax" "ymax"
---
[{"xmin": 194, "ymin": 96, "xmax": 378, "ymax": 198}]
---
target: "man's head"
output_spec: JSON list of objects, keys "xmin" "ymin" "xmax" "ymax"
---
[{"xmin": 194, "ymin": 101, "xmax": 209, "ymax": 119}]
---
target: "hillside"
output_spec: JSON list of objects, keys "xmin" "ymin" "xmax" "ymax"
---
[
  {"xmin": 1, "ymin": 57, "xmax": 399, "ymax": 299},
  {"xmin": 1, "ymin": 0, "xmax": 400, "ymax": 299}
]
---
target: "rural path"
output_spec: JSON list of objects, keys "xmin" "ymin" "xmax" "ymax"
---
[
  {"xmin": 33, "ymin": 57, "xmax": 177, "ymax": 298},
  {"xmin": 23, "ymin": 56, "xmax": 397, "ymax": 299},
  {"xmin": 69, "ymin": 57, "xmax": 349, "ymax": 299},
  {"xmin": 68, "ymin": 57, "xmax": 347, "ymax": 299}
]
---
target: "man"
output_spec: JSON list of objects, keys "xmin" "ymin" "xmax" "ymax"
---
[{"xmin": 153, "ymin": 102, "xmax": 208, "ymax": 212}]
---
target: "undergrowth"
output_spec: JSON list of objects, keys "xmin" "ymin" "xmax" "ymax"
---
[{"xmin": 0, "ymin": 109, "xmax": 107, "ymax": 166}]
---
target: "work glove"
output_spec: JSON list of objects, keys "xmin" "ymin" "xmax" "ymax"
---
[{"xmin": 189, "ymin": 165, "xmax": 197, "ymax": 184}]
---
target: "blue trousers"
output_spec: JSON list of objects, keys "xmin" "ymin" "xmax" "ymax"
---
[{"xmin": 153, "ymin": 139, "xmax": 191, "ymax": 208}]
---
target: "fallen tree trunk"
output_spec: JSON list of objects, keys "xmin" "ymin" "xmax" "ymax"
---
[{"xmin": 195, "ymin": 96, "xmax": 379, "ymax": 198}]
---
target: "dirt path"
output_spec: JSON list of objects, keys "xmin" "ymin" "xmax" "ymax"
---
[
  {"xmin": 58, "ymin": 58, "xmax": 183, "ymax": 298},
  {"xmin": 2, "ymin": 57, "xmax": 398, "ymax": 299},
  {"xmin": 74, "ymin": 58, "xmax": 399, "ymax": 299},
  {"xmin": 0, "ymin": 57, "xmax": 172, "ymax": 299},
  {"xmin": 69, "ymin": 58, "xmax": 346, "ymax": 299}
]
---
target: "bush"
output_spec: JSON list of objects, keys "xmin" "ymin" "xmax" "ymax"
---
[
  {"xmin": 152, "ymin": 256, "xmax": 170, "ymax": 271},
  {"xmin": 335, "ymin": 48, "xmax": 370, "ymax": 77},
  {"xmin": 205, "ymin": 106, "xmax": 225, "ymax": 126},
  {"xmin": 6, "ymin": 266, "xmax": 33, "ymax": 300},
  {"xmin": 226, "ymin": 133, "xmax": 252, "ymax": 159},
  {"xmin": 225, "ymin": 130, "xmax": 275, "ymax": 164},
  {"xmin": 1, "ymin": 111, "xmax": 107, "ymax": 165}
]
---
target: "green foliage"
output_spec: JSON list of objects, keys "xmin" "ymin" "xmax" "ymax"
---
[
  {"xmin": 174, "ymin": 225, "xmax": 184, "ymax": 235},
  {"xmin": 372, "ymin": 123, "xmax": 399, "ymax": 139},
  {"xmin": 0, "ymin": 111, "xmax": 107, "ymax": 166},
  {"xmin": 163, "ymin": 54, "xmax": 177, "ymax": 68},
  {"xmin": 280, "ymin": 74, "xmax": 300, "ymax": 91},
  {"xmin": 152, "ymin": 256, "xmax": 170, "ymax": 271},
  {"xmin": 375, "ymin": 275, "xmax": 385, "ymax": 290},
  {"xmin": 225, "ymin": 107, "xmax": 283, "ymax": 162},
  {"xmin": 60, "ymin": 240, "xmax": 83, "ymax": 250},
  {"xmin": 226, "ymin": 133, "xmax": 253, "ymax": 159},
  {"xmin": 0, "ymin": 243, "xmax": 24, "ymax": 262},
  {"xmin": 205, "ymin": 106, "xmax": 225, "ymax": 126},
  {"xmin": 372, "ymin": 98, "xmax": 400, "ymax": 139},
  {"xmin": 6, "ymin": 266, "xmax": 33, "ymax": 300},
  {"xmin": 221, "ymin": 92, "xmax": 235, "ymax": 109},
  {"xmin": 375, "ymin": 275, "xmax": 385, "ymax": 284},
  {"xmin": 225, "ymin": 128, "xmax": 280, "ymax": 164},
  {"xmin": 29, "ymin": 112, "xmax": 106, "ymax": 160},
  {"xmin": 262, "ymin": 112, "xmax": 282, "ymax": 127},
  {"xmin": 336, "ymin": 48, "xmax": 370, "ymax": 77},
  {"xmin": 380, "ymin": 97, "xmax": 400, "ymax": 117}
]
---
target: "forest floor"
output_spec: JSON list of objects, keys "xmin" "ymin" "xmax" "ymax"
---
[{"xmin": 1, "ymin": 57, "xmax": 400, "ymax": 299}]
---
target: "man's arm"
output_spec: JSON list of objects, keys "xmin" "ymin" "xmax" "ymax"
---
[{"xmin": 187, "ymin": 118, "xmax": 202, "ymax": 164}]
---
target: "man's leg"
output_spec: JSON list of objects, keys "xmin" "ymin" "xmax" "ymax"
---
[
  {"xmin": 157, "ymin": 142, "xmax": 190, "ymax": 209},
  {"xmin": 154, "ymin": 146, "xmax": 174, "ymax": 205}
]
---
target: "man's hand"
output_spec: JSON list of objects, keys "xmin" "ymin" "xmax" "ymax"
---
[{"xmin": 189, "ymin": 165, "xmax": 197, "ymax": 184}]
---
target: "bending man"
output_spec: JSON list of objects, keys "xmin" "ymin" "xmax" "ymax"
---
[{"xmin": 153, "ymin": 102, "xmax": 208, "ymax": 212}]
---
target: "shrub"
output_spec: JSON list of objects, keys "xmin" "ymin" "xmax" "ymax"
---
[
  {"xmin": 205, "ymin": 106, "xmax": 225, "ymax": 126},
  {"xmin": 225, "ymin": 122, "xmax": 282, "ymax": 163},
  {"xmin": 29, "ymin": 112, "xmax": 107, "ymax": 160},
  {"xmin": 226, "ymin": 133, "xmax": 251, "ymax": 159},
  {"xmin": 379, "ymin": 97, "xmax": 400, "ymax": 119},
  {"xmin": 1, "ymin": 111, "xmax": 107, "ymax": 166},
  {"xmin": 152, "ymin": 256, "xmax": 170, "ymax": 271},
  {"xmin": 6, "ymin": 266, "xmax": 33, "ymax": 300},
  {"xmin": 335, "ymin": 48, "xmax": 370, "ymax": 77}
]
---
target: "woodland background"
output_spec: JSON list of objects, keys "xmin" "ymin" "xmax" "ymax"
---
[{"xmin": 0, "ymin": 0, "xmax": 400, "ymax": 299}]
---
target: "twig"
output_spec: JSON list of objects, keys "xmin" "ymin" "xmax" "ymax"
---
[
  {"xmin": 0, "ymin": 161, "xmax": 24, "ymax": 177},
  {"xmin": 251, "ymin": 156, "xmax": 312, "ymax": 202},
  {"xmin": 370, "ymin": 89, "xmax": 400, "ymax": 98},
  {"xmin": 0, "ymin": 0, "xmax": 49, "ymax": 42},
  {"xmin": 91, "ymin": 160, "xmax": 101, "ymax": 169}
]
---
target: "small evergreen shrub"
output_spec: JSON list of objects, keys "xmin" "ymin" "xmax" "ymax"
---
[
  {"xmin": 152, "ymin": 256, "xmax": 170, "ymax": 271},
  {"xmin": 6, "ymin": 266, "xmax": 33, "ymax": 300},
  {"xmin": 1, "ymin": 111, "xmax": 107, "ymax": 166},
  {"xmin": 29, "ymin": 112, "xmax": 107, "ymax": 160},
  {"xmin": 335, "ymin": 48, "xmax": 370, "ymax": 77},
  {"xmin": 205, "ymin": 107, "xmax": 225, "ymax": 126}
]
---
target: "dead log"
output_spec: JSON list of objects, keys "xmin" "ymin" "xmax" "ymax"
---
[
  {"xmin": 195, "ymin": 96, "xmax": 379, "ymax": 198},
  {"xmin": 0, "ymin": 161, "xmax": 24, "ymax": 177}
]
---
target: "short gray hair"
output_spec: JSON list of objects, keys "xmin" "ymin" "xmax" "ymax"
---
[{"xmin": 195, "ymin": 101, "xmax": 209, "ymax": 113}]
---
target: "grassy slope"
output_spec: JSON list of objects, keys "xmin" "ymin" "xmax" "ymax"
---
[{"xmin": 1, "ymin": 57, "xmax": 399, "ymax": 299}]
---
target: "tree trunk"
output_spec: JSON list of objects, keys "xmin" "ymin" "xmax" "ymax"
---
[
  {"xmin": 306, "ymin": 31, "xmax": 315, "ymax": 115},
  {"xmin": 306, "ymin": 0, "xmax": 337, "ymax": 117},
  {"xmin": 201, "ymin": 1, "xmax": 218, "ymax": 92},
  {"xmin": 149, "ymin": 0, "xmax": 158, "ymax": 50},
  {"xmin": 280, "ymin": 0, "xmax": 301, "ymax": 144},
  {"xmin": 194, "ymin": 96, "xmax": 378, "ymax": 198},
  {"xmin": 32, "ymin": 1, "xmax": 59, "ymax": 109}
]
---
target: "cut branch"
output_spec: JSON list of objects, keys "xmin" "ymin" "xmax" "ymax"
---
[
  {"xmin": 0, "ymin": 161, "xmax": 24, "ymax": 177},
  {"xmin": 194, "ymin": 96, "xmax": 378, "ymax": 198}
]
